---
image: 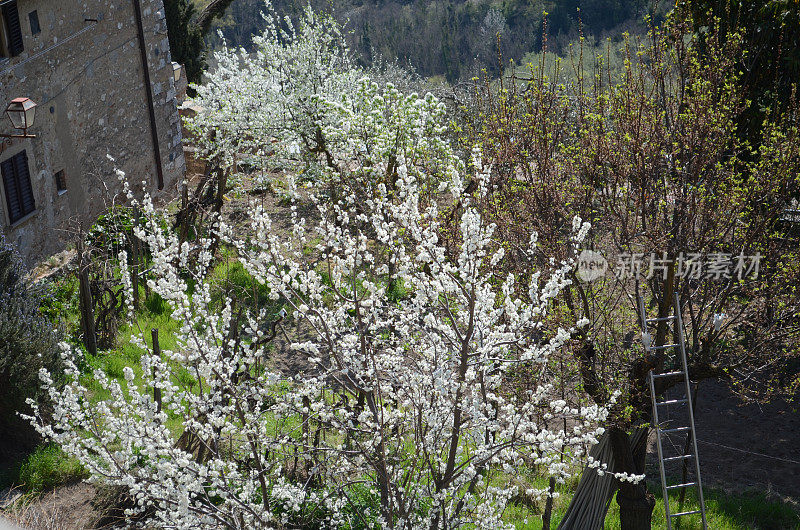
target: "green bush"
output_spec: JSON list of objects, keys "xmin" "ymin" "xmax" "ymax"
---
[
  {"xmin": 0, "ymin": 237, "xmax": 63, "ymax": 457},
  {"xmin": 18, "ymin": 443, "xmax": 87, "ymax": 493},
  {"xmin": 85, "ymin": 206, "xmax": 136, "ymax": 256},
  {"xmin": 39, "ymin": 274, "xmax": 80, "ymax": 337}
]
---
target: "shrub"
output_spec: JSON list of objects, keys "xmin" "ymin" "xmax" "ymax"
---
[
  {"xmin": 18, "ymin": 443, "xmax": 86, "ymax": 493},
  {"xmin": 0, "ymin": 237, "xmax": 63, "ymax": 457}
]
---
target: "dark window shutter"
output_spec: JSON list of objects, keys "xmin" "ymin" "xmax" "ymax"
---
[
  {"xmin": 1, "ymin": 157, "xmax": 22, "ymax": 223},
  {"xmin": 2, "ymin": 1, "xmax": 23, "ymax": 57},
  {"xmin": 12, "ymin": 152, "xmax": 34, "ymax": 216},
  {"xmin": 1, "ymin": 151, "xmax": 34, "ymax": 224}
]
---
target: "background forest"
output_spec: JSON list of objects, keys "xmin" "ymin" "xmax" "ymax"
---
[{"xmin": 194, "ymin": 0, "xmax": 668, "ymax": 81}]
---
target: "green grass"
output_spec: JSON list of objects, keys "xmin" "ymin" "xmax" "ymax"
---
[
  {"xmin": 207, "ymin": 255, "xmax": 275, "ymax": 312},
  {"xmin": 119, "ymin": 291, "xmax": 182, "ymax": 356},
  {"xmin": 18, "ymin": 443, "xmax": 87, "ymax": 493},
  {"xmin": 644, "ymin": 483, "xmax": 800, "ymax": 530}
]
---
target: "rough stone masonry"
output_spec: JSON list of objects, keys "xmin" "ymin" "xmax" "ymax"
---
[{"xmin": 0, "ymin": 0, "xmax": 185, "ymax": 264}]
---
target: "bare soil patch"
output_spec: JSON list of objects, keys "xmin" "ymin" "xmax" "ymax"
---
[
  {"xmin": 649, "ymin": 379, "xmax": 800, "ymax": 506},
  {"xmin": 2, "ymin": 483, "xmax": 100, "ymax": 530}
]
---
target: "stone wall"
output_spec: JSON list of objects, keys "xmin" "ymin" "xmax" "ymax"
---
[{"xmin": 0, "ymin": 0, "xmax": 185, "ymax": 265}]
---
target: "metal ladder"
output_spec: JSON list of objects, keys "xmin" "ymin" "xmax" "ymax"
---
[{"xmin": 637, "ymin": 291, "xmax": 707, "ymax": 529}]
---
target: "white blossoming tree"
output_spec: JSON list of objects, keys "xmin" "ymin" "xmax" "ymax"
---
[
  {"xmin": 186, "ymin": 3, "xmax": 361, "ymax": 180},
  {"xmin": 30, "ymin": 161, "xmax": 623, "ymax": 528},
  {"xmin": 27, "ymin": 3, "xmax": 641, "ymax": 528}
]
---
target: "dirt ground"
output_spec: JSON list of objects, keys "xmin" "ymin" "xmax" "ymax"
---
[
  {"xmin": 649, "ymin": 379, "xmax": 800, "ymax": 507},
  {"xmin": 2, "ymin": 483, "xmax": 99, "ymax": 530}
]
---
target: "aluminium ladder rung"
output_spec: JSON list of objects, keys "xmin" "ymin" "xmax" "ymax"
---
[
  {"xmin": 647, "ymin": 316, "xmax": 676, "ymax": 323},
  {"xmin": 666, "ymin": 482, "xmax": 696, "ymax": 490},
  {"xmin": 653, "ymin": 370, "xmax": 684, "ymax": 379},
  {"xmin": 661, "ymin": 426, "xmax": 691, "ymax": 434},
  {"xmin": 664, "ymin": 454, "xmax": 694, "ymax": 462},
  {"xmin": 649, "ymin": 343, "xmax": 679, "ymax": 350},
  {"xmin": 671, "ymin": 510, "xmax": 702, "ymax": 517},
  {"xmin": 657, "ymin": 398, "xmax": 688, "ymax": 406}
]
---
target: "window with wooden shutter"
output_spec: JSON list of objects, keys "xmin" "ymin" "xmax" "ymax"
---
[
  {"xmin": 0, "ymin": 1, "xmax": 23, "ymax": 57},
  {"xmin": 1, "ymin": 150, "xmax": 35, "ymax": 224}
]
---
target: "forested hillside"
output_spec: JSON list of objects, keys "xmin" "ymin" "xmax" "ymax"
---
[{"xmin": 196, "ymin": 0, "xmax": 667, "ymax": 80}]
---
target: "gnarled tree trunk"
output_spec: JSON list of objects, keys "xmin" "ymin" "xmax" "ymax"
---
[{"xmin": 610, "ymin": 427, "xmax": 655, "ymax": 530}]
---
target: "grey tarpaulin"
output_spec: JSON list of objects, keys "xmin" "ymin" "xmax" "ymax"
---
[{"xmin": 557, "ymin": 428, "xmax": 649, "ymax": 529}]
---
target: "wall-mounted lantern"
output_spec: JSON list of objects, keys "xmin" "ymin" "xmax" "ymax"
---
[
  {"xmin": 172, "ymin": 62, "xmax": 183, "ymax": 83},
  {"xmin": 1, "ymin": 98, "xmax": 37, "ymax": 138}
]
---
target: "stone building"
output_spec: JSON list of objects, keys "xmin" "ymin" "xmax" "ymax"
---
[{"xmin": 0, "ymin": 0, "xmax": 185, "ymax": 264}]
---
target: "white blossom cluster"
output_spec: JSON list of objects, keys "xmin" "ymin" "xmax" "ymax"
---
[
  {"xmin": 24, "ymin": 4, "xmax": 644, "ymax": 528},
  {"xmin": 186, "ymin": 2, "xmax": 457, "ymax": 196},
  {"xmin": 186, "ymin": 2, "xmax": 359, "ymax": 182}
]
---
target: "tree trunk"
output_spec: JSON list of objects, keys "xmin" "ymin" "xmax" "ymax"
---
[
  {"xmin": 616, "ymin": 488, "xmax": 656, "ymax": 530},
  {"xmin": 610, "ymin": 427, "xmax": 655, "ymax": 530}
]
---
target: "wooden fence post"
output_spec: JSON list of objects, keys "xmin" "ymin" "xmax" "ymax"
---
[
  {"xmin": 78, "ymin": 235, "xmax": 97, "ymax": 356},
  {"xmin": 151, "ymin": 328, "xmax": 162, "ymax": 414},
  {"xmin": 134, "ymin": 208, "xmax": 151, "ymax": 301},
  {"xmin": 179, "ymin": 178, "xmax": 190, "ymax": 245},
  {"xmin": 129, "ymin": 221, "xmax": 141, "ymax": 312}
]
